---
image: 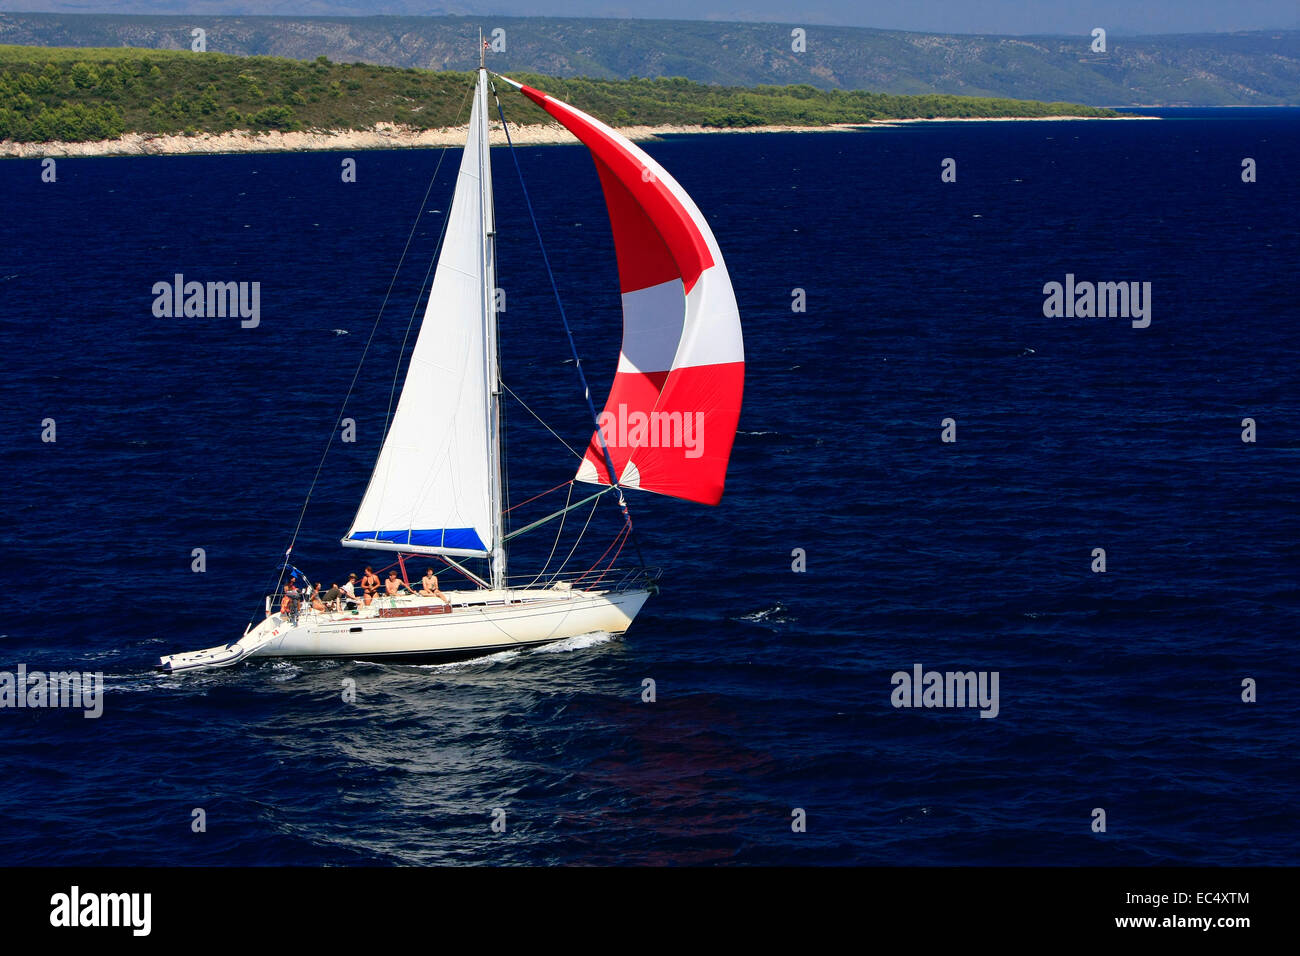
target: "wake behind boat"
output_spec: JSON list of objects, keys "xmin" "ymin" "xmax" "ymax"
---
[{"xmin": 161, "ymin": 39, "xmax": 744, "ymax": 673}]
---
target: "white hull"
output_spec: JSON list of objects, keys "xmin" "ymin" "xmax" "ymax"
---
[{"xmin": 160, "ymin": 586, "xmax": 650, "ymax": 672}]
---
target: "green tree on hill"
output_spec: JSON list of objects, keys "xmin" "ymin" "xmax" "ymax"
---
[{"xmin": 0, "ymin": 43, "xmax": 1117, "ymax": 144}]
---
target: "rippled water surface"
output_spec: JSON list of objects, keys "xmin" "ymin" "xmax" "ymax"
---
[{"xmin": 0, "ymin": 108, "xmax": 1296, "ymax": 865}]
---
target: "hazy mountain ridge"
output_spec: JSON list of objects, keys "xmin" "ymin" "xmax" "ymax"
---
[{"xmin": 1, "ymin": 12, "xmax": 1297, "ymax": 104}]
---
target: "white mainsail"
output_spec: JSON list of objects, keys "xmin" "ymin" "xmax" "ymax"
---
[
  {"xmin": 344, "ymin": 72, "xmax": 498, "ymax": 560},
  {"xmin": 158, "ymin": 54, "xmax": 748, "ymax": 674}
]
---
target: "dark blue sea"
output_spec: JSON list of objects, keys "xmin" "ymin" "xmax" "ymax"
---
[{"xmin": 0, "ymin": 107, "xmax": 1296, "ymax": 866}]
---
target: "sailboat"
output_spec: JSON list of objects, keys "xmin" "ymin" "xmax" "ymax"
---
[{"xmin": 160, "ymin": 47, "xmax": 744, "ymax": 672}]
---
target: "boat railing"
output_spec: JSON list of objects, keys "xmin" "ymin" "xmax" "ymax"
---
[
  {"xmin": 505, "ymin": 566, "xmax": 662, "ymax": 594},
  {"xmin": 263, "ymin": 566, "xmax": 663, "ymax": 619}
]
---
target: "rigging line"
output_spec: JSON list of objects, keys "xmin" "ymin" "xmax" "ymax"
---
[
  {"xmin": 277, "ymin": 77, "xmax": 476, "ymax": 585},
  {"xmin": 590, "ymin": 520, "xmax": 631, "ymax": 588},
  {"xmin": 521, "ymin": 480, "xmax": 574, "ymax": 590},
  {"xmin": 575, "ymin": 520, "xmax": 628, "ymax": 586},
  {"xmin": 545, "ymin": 490, "xmax": 603, "ymax": 586},
  {"xmin": 491, "ymin": 80, "xmax": 649, "ymax": 573},
  {"xmin": 501, "ymin": 381, "xmax": 585, "ymax": 461},
  {"xmin": 504, "ymin": 488, "xmax": 610, "ymax": 542},
  {"xmin": 437, "ymin": 554, "xmax": 488, "ymax": 589},
  {"xmin": 504, "ymin": 478, "xmax": 574, "ymax": 514}
]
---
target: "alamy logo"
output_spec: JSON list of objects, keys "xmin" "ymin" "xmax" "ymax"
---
[
  {"xmin": 596, "ymin": 404, "xmax": 705, "ymax": 458},
  {"xmin": 152, "ymin": 273, "xmax": 260, "ymax": 328},
  {"xmin": 50, "ymin": 886, "xmax": 151, "ymax": 936},
  {"xmin": 1042, "ymin": 273, "xmax": 1151, "ymax": 328},
  {"xmin": 891, "ymin": 664, "xmax": 1000, "ymax": 718},
  {"xmin": 0, "ymin": 665, "xmax": 103, "ymax": 718}
]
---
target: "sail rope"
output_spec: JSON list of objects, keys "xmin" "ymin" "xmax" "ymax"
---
[
  {"xmin": 269, "ymin": 79, "xmax": 475, "ymax": 606},
  {"xmin": 544, "ymin": 490, "xmax": 603, "ymax": 586},
  {"xmin": 518, "ymin": 480, "xmax": 574, "ymax": 590},
  {"xmin": 599, "ymin": 525, "xmax": 632, "ymax": 585},
  {"xmin": 500, "ymin": 382, "xmax": 585, "ymax": 461},
  {"xmin": 491, "ymin": 79, "xmax": 649, "ymax": 573},
  {"xmin": 504, "ymin": 478, "xmax": 573, "ymax": 513},
  {"xmin": 575, "ymin": 518, "xmax": 630, "ymax": 586}
]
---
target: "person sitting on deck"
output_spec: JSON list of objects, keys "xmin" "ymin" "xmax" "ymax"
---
[
  {"xmin": 342, "ymin": 573, "xmax": 359, "ymax": 609},
  {"xmin": 420, "ymin": 568, "xmax": 452, "ymax": 607},
  {"xmin": 361, "ymin": 567, "xmax": 380, "ymax": 606},
  {"xmin": 310, "ymin": 582, "xmax": 327, "ymax": 613},
  {"xmin": 385, "ymin": 570, "xmax": 414, "ymax": 597},
  {"xmin": 278, "ymin": 583, "xmax": 301, "ymax": 623},
  {"xmin": 323, "ymin": 582, "xmax": 344, "ymax": 612}
]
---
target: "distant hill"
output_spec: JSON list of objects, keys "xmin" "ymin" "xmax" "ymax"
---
[
  {"xmin": 0, "ymin": 44, "xmax": 1116, "ymax": 143},
  {"xmin": 0, "ymin": 13, "xmax": 1298, "ymax": 105}
]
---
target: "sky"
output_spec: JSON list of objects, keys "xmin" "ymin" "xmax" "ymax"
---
[{"xmin": 4, "ymin": 1, "xmax": 1299, "ymax": 35}]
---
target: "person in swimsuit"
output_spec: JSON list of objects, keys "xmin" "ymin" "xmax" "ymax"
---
[
  {"xmin": 310, "ymin": 582, "xmax": 327, "ymax": 613},
  {"xmin": 361, "ymin": 567, "xmax": 380, "ymax": 606},
  {"xmin": 420, "ymin": 568, "xmax": 451, "ymax": 606}
]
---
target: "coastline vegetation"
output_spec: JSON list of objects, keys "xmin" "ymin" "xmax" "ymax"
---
[{"xmin": 0, "ymin": 44, "xmax": 1119, "ymax": 143}]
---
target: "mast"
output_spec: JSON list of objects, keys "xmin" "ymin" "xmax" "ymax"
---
[{"xmin": 479, "ymin": 40, "xmax": 506, "ymax": 590}]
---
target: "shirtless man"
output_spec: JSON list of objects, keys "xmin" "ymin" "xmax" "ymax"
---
[
  {"xmin": 385, "ymin": 570, "xmax": 414, "ymax": 597},
  {"xmin": 420, "ymin": 568, "xmax": 451, "ymax": 607},
  {"xmin": 360, "ymin": 567, "xmax": 380, "ymax": 606}
]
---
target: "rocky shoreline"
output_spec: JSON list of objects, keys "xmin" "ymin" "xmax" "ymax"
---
[{"xmin": 0, "ymin": 115, "xmax": 1152, "ymax": 158}]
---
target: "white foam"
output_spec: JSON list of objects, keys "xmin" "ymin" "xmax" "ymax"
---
[
  {"xmin": 417, "ymin": 649, "xmax": 521, "ymax": 672},
  {"xmin": 268, "ymin": 660, "xmax": 301, "ymax": 682},
  {"xmin": 737, "ymin": 603, "xmax": 785, "ymax": 623},
  {"xmin": 531, "ymin": 630, "xmax": 615, "ymax": 654}
]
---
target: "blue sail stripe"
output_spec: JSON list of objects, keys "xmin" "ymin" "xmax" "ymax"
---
[{"xmin": 347, "ymin": 528, "xmax": 488, "ymax": 551}]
